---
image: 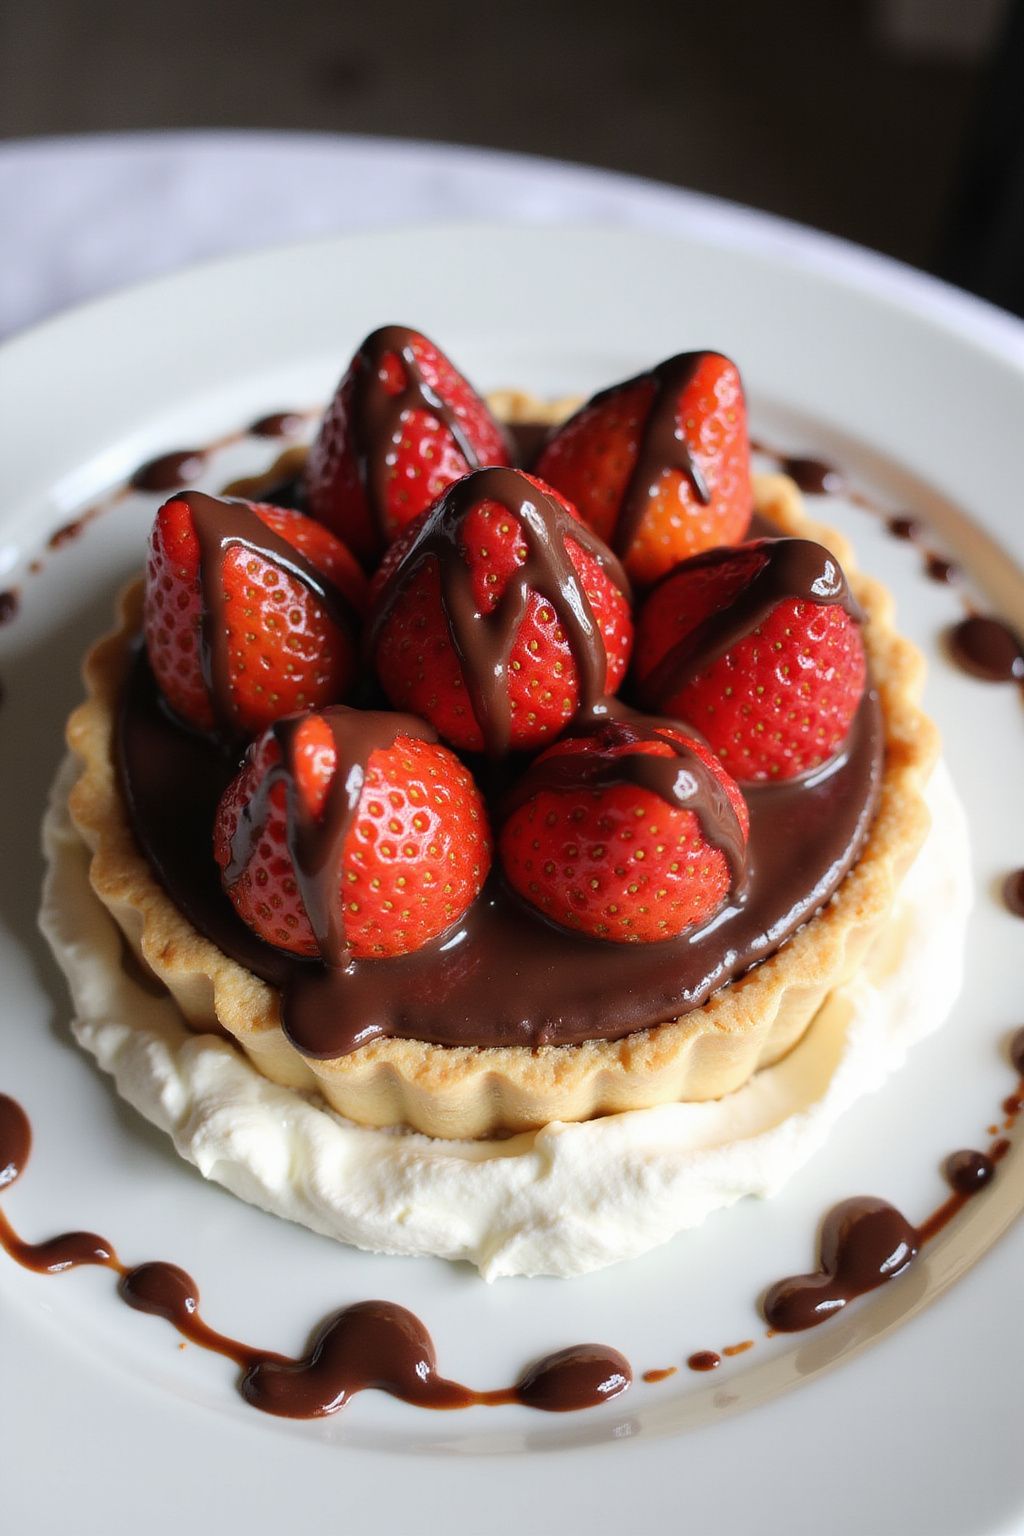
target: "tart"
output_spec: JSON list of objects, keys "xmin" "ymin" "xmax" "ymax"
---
[{"xmin": 64, "ymin": 331, "xmax": 937, "ymax": 1140}]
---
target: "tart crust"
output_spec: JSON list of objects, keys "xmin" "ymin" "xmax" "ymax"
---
[{"xmin": 65, "ymin": 403, "xmax": 939, "ymax": 1139}]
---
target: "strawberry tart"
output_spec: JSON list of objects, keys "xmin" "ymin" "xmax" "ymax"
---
[{"xmin": 59, "ymin": 325, "xmax": 941, "ymax": 1173}]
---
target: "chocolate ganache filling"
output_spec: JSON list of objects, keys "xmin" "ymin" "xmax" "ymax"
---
[{"xmin": 118, "ymin": 467, "xmax": 883, "ymax": 1055}]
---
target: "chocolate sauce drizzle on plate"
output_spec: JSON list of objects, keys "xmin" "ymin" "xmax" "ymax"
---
[
  {"xmin": 248, "ymin": 411, "xmax": 307, "ymax": 440},
  {"xmin": 0, "ymin": 1093, "xmax": 630, "ymax": 1419},
  {"xmin": 946, "ymin": 615, "xmax": 1024, "ymax": 685},
  {"xmin": 131, "ymin": 449, "xmax": 209, "ymax": 493},
  {"xmin": 777, "ymin": 457, "xmax": 845, "ymax": 497},
  {"xmin": 177, "ymin": 491, "xmax": 359, "ymax": 738},
  {"xmin": 759, "ymin": 1031, "xmax": 1024, "ymax": 1333},
  {"xmin": 1002, "ymin": 870, "xmax": 1024, "ymax": 920},
  {"xmin": 0, "ymin": 588, "xmax": 19, "ymax": 626}
]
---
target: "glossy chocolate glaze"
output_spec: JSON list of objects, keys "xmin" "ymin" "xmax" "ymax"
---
[
  {"xmin": 944, "ymin": 1149, "xmax": 996, "ymax": 1193},
  {"xmin": 503, "ymin": 715, "xmax": 749, "ymax": 894},
  {"xmin": 776, "ymin": 455, "xmax": 845, "ymax": 497},
  {"xmin": 118, "ymin": 646, "xmax": 882, "ymax": 1054},
  {"xmin": 131, "ymin": 448, "xmax": 208, "ymax": 492},
  {"xmin": 599, "ymin": 352, "xmax": 714, "ymax": 558},
  {"xmin": 350, "ymin": 324, "xmax": 511, "ymax": 558},
  {"xmin": 887, "ymin": 515, "xmax": 921, "ymax": 542},
  {"xmin": 762, "ymin": 1120, "xmax": 1016, "ymax": 1333},
  {"xmin": 638, "ymin": 536, "xmax": 863, "ymax": 707},
  {"xmin": 248, "ymin": 411, "xmax": 306, "ymax": 439},
  {"xmin": 176, "ymin": 492, "xmax": 359, "ymax": 737},
  {"xmin": 752, "ymin": 435, "xmax": 1024, "ymax": 693},
  {"xmin": 369, "ymin": 465, "xmax": 632, "ymax": 760},
  {"xmin": 0, "ymin": 1094, "xmax": 630, "ymax": 1418},
  {"xmin": 925, "ymin": 554, "xmax": 961, "ymax": 585},
  {"xmin": 946, "ymin": 615, "xmax": 1024, "ymax": 684}
]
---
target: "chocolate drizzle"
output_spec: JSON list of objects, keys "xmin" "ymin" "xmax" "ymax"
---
[
  {"xmin": 119, "ymin": 647, "xmax": 882, "ymax": 1055},
  {"xmin": 369, "ymin": 466, "xmax": 632, "ymax": 759},
  {"xmin": 762, "ymin": 1197, "xmax": 918, "ymax": 1332},
  {"xmin": 503, "ymin": 716, "xmax": 749, "ymax": 896},
  {"xmin": 762, "ymin": 1109, "xmax": 1018, "ymax": 1333},
  {"xmin": 131, "ymin": 449, "xmax": 208, "ymax": 492},
  {"xmin": 887, "ymin": 515, "xmax": 921, "ymax": 542},
  {"xmin": 175, "ymin": 492, "xmax": 359, "ymax": 736},
  {"xmin": 777, "ymin": 456, "xmax": 845, "ymax": 496},
  {"xmin": 639, "ymin": 537, "xmax": 864, "ymax": 707},
  {"xmin": 225, "ymin": 706, "xmax": 437, "ymax": 969},
  {"xmin": 944, "ymin": 1149, "xmax": 996, "ymax": 1193},
  {"xmin": 604, "ymin": 352, "xmax": 713, "ymax": 558},
  {"xmin": 687, "ymin": 1351, "xmax": 721, "ymax": 1372},
  {"xmin": 946, "ymin": 616, "xmax": 1024, "ymax": 684},
  {"xmin": 0, "ymin": 589, "xmax": 19, "ymax": 626},
  {"xmin": 352, "ymin": 324, "xmax": 510, "ymax": 556},
  {"xmin": 0, "ymin": 1094, "xmax": 630, "ymax": 1419},
  {"xmin": 248, "ymin": 411, "xmax": 306, "ymax": 440}
]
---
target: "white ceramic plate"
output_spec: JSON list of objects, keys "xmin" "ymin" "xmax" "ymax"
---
[{"xmin": 2, "ymin": 224, "xmax": 1023, "ymax": 1536}]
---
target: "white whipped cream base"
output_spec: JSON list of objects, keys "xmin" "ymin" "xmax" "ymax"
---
[{"xmin": 40, "ymin": 755, "xmax": 971, "ymax": 1280}]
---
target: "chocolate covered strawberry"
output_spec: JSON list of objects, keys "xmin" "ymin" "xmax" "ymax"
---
[
  {"xmin": 368, "ymin": 467, "xmax": 633, "ymax": 756},
  {"xmin": 634, "ymin": 538, "xmax": 867, "ymax": 782},
  {"xmin": 303, "ymin": 324, "xmax": 511, "ymax": 565},
  {"xmin": 214, "ymin": 706, "xmax": 491, "ymax": 960},
  {"xmin": 500, "ymin": 719, "xmax": 749, "ymax": 943},
  {"xmin": 144, "ymin": 492, "xmax": 367, "ymax": 738},
  {"xmin": 535, "ymin": 351, "xmax": 752, "ymax": 586}
]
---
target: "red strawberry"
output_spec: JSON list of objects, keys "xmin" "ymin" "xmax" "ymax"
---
[
  {"xmin": 144, "ymin": 494, "xmax": 367, "ymax": 737},
  {"xmin": 303, "ymin": 324, "xmax": 511, "ymax": 565},
  {"xmin": 499, "ymin": 720, "xmax": 749, "ymax": 944},
  {"xmin": 535, "ymin": 351, "xmax": 752, "ymax": 586},
  {"xmin": 634, "ymin": 538, "xmax": 867, "ymax": 782},
  {"xmin": 213, "ymin": 707, "xmax": 491, "ymax": 959},
  {"xmin": 369, "ymin": 468, "xmax": 634, "ymax": 755}
]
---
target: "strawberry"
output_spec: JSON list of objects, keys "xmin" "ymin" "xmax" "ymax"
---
[
  {"xmin": 535, "ymin": 351, "xmax": 752, "ymax": 586},
  {"xmin": 303, "ymin": 324, "xmax": 511, "ymax": 565},
  {"xmin": 213, "ymin": 707, "xmax": 491, "ymax": 959},
  {"xmin": 144, "ymin": 493, "xmax": 367, "ymax": 738},
  {"xmin": 633, "ymin": 538, "xmax": 867, "ymax": 782},
  {"xmin": 499, "ymin": 720, "xmax": 749, "ymax": 944},
  {"xmin": 368, "ymin": 467, "xmax": 634, "ymax": 756}
]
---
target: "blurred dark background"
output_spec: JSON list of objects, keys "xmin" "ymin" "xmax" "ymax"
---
[{"xmin": 2, "ymin": 0, "xmax": 1022, "ymax": 315}]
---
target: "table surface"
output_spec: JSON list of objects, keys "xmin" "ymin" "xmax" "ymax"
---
[{"xmin": 3, "ymin": 129, "xmax": 1023, "ymax": 356}]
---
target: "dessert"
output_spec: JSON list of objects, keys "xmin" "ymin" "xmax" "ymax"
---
[{"xmin": 63, "ymin": 326, "xmax": 937, "ymax": 1152}]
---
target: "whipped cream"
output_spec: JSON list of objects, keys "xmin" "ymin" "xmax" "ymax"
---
[{"xmin": 40, "ymin": 755, "xmax": 971, "ymax": 1280}]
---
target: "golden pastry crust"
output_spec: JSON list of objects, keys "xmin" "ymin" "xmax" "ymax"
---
[{"xmin": 65, "ymin": 405, "xmax": 938, "ymax": 1139}]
